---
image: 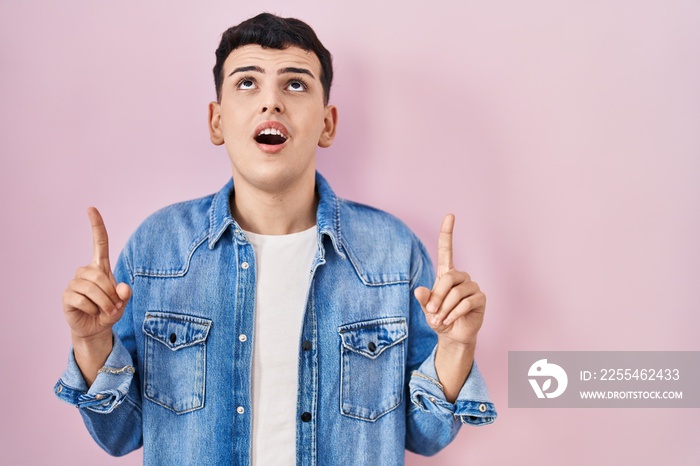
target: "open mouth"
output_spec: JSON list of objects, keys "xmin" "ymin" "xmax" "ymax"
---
[{"xmin": 254, "ymin": 128, "xmax": 288, "ymax": 145}]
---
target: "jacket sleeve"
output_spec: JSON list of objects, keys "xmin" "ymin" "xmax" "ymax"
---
[
  {"xmin": 54, "ymin": 248, "xmax": 143, "ymax": 457},
  {"xmin": 404, "ymin": 235, "xmax": 497, "ymax": 456}
]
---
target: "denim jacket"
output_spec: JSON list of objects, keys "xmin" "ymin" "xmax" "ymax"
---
[{"xmin": 55, "ymin": 172, "xmax": 496, "ymax": 465}]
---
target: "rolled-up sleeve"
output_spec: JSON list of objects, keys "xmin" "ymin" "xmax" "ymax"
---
[
  {"xmin": 54, "ymin": 334, "xmax": 135, "ymax": 414},
  {"xmin": 410, "ymin": 347, "xmax": 497, "ymax": 425}
]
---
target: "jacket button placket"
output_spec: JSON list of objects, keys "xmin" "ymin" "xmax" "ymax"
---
[
  {"xmin": 297, "ymin": 275, "xmax": 320, "ymax": 465},
  {"xmin": 233, "ymin": 238, "xmax": 256, "ymax": 465}
]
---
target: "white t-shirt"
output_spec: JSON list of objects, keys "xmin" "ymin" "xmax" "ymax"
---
[{"xmin": 244, "ymin": 226, "xmax": 318, "ymax": 466}]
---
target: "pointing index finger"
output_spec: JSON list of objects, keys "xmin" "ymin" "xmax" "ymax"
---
[
  {"xmin": 437, "ymin": 213, "xmax": 455, "ymax": 278},
  {"xmin": 87, "ymin": 207, "xmax": 111, "ymax": 272}
]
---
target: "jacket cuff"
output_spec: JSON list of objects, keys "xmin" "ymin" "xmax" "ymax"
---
[
  {"xmin": 54, "ymin": 333, "xmax": 135, "ymax": 414},
  {"xmin": 409, "ymin": 346, "xmax": 497, "ymax": 425}
]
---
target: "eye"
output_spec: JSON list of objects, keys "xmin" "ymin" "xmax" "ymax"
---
[
  {"xmin": 237, "ymin": 78, "xmax": 256, "ymax": 90},
  {"xmin": 286, "ymin": 79, "xmax": 307, "ymax": 92}
]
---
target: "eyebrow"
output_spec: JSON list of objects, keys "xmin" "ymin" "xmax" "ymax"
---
[
  {"xmin": 228, "ymin": 65, "xmax": 316, "ymax": 80},
  {"xmin": 279, "ymin": 67, "xmax": 315, "ymax": 79},
  {"xmin": 228, "ymin": 65, "xmax": 264, "ymax": 77}
]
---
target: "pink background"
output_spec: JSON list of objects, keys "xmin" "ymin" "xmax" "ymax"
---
[{"xmin": 2, "ymin": 1, "xmax": 699, "ymax": 464}]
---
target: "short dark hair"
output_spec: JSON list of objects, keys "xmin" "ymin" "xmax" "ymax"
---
[{"xmin": 213, "ymin": 13, "xmax": 333, "ymax": 104}]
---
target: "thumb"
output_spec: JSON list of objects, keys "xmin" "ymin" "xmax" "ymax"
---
[
  {"xmin": 414, "ymin": 286, "xmax": 431, "ymax": 310},
  {"xmin": 100, "ymin": 283, "xmax": 132, "ymax": 327},
  {"xmin": 116, "ymin": 282, "xmax": 132, "ymax": 305}
]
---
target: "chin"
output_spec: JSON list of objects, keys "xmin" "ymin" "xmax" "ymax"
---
[{"xmin": 233, "ymin": 163, "xmax": 315, "ymax": 194}]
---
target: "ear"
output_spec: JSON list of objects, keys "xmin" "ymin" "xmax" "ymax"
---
[
  {"xmin": 318, "ymin": 105, "xmax": 338, "ymax": 148},
  {"xmin": 208, "ymin": 101, "xmax": 224, "ymax": 146}
]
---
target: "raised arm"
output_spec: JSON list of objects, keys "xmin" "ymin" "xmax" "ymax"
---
[
  {"xmin": 413, "ymin": 214, "xmax": 486, "ymax": 402},
  {"xmin": 62, "ymin": 207, "xmax": 132, "ymax": 386}
]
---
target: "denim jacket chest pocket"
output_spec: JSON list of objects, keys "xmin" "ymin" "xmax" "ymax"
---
[
  {"xmin": 338, "ymin": 317, "xmax": 407, "ymax": 422},
  {"xmin": 142, "ymin": 312, "xmax": 212, "ymax": 414}
]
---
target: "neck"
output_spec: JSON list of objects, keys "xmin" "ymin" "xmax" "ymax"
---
[{"xmin": 230, "ymin": 173, "xmax": 318, "ymax": 235}]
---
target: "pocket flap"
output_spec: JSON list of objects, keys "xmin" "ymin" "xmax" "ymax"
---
[
  {"xmin": 339, "ymin": 317, "xmax": 407, "ymax": 359},
  {"xmin": 143, "ymin": 312, "xmax": 212, "ymax": 350}
]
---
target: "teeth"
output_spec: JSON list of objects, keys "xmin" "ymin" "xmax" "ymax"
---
[{"xmin": 257, "ymin": 128, "xmax": 287, "ymax": 138}]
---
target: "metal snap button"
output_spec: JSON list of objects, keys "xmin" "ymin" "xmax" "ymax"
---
[
  {"xmin": 169, "ymin": 333, "xmax": 177, "ymax": 344},
  {"xmin": 368, "ymin": 342, "xmax": 377, "ymax": 352},
  {"xmin": 478, "ymin": 403, "xmax": 487, "ymax": 413},
  {"xmin": 239, "ymin": 334, "xmax": 247, "ymax": 342},
  {"xmin": 236, "ymin": 406, "xmax": 245, "ymax": 414},
  {"xmin": 241, "ymin": 262, "xmax": 249, "ymax": 269}
]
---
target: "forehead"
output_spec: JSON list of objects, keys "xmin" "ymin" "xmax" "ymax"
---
[{"xmin": 223, "ymin": 44, "xmax": 322, "ymax": 77}]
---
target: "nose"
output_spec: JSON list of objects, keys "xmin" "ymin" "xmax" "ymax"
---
[
  {"xmin": 261, "ymin": 103, "xmax": 282, "ymax": 113},
  {"xmin": 260, "ymin": 88, "xmax": 284, "ymax": 114}
]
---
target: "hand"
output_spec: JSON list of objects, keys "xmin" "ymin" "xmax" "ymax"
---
[
  {"xmin": 414, "ymin": 214, "xmax": 486, "ymax": 347},
  {"xmin": 62, "ymin": 208, "xmax": 132, "ymax": 383}
]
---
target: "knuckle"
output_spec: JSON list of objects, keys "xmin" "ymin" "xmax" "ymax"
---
[
  {"xmin": 96, "ymin": 296, "xmax": 112, "ymax": 311},
  {"xmin": 442, "ymin": 273, "xmax": 456, "ymax": 287},
  {"xmin": 67, "ymin": 293, "xmax": 90, "ymax": 313},
  {"xmin": 449, "ymin": 270, "xmax": 467, "ymax": 284},
  {"xmin": 84, "ymin": 281, "xmax": 98, "ymax": 295},
  {"xmin": 83, "ymin": 267, "xmax": 98, "ymax": 280},
  {"xmin": 75, "ymin": 295, "xmax": 91, "ymax": 310},
  {"xmin": 62, "ymin": 290, "xmax": 74, "ymax": 307},
  {"xmin": 457, "ymin": 280, "xmax": 472, "ymax": 292},
  {"xmin": 89, "ymin": 267, "xmax": 108, "ymax": 283}
]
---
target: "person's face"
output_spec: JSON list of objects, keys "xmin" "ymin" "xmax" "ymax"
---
[{"xmin": 208, "ymin": 44, "xmax": 337, "ymax": 193}]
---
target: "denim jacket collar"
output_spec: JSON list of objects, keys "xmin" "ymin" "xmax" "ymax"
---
[{"xmin": 207, "ymin": 172, "xmax": 344, "ymax": 258}]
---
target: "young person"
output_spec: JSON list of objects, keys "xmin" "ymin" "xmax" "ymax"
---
[{"xmin": 55, "ymin": 13, "xmax": 496, "ymax": 465}]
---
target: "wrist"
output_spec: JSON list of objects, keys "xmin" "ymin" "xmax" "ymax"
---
[
  {"xmin": 71, "ymin": 331, "xmax": 113, "ymax": 387},
  {"xmin": 437, "ymin": 335, "xmax": 477, "ymax": 355},
  {"xmin": 434, "ymin": 338, "xmax": 477, "ymax": 403},
  {"xmin": 71, "ymin": 329, "xmax": 113, "ymax": 354}
]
